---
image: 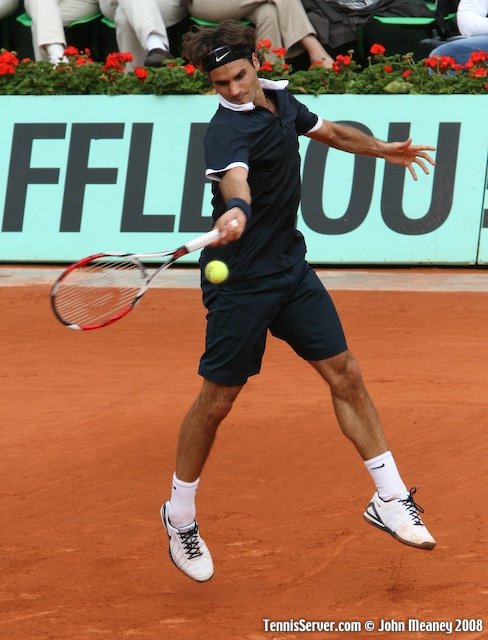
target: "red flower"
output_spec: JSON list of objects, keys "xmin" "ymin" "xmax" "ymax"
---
[
  {"xmin": 134, "ymin": 66, "xmax": 148, "ymax": 80},
  {"xmin": 336, "ymin": 54, "xmax": 351, "ymax": 66},
  {"xmin": 383, "ymin": 65, "xmax": 393, "ymax": 73},
  {"xmin": 440, "ymin": 56, "xmax": 456, "ymax": 69},
  {"xmin": 472, "ymin": 67, "xmax": 488, "ymax": 77},
  {"xmin": 331, "ymin": 54, "xmax": 351, "ymax": 73},
  {"xmin": 257, "ymin": 39, "xmax": 272, "ymax": 49},
  {"xmin": 402, "ymin": 69, "xmax": 412, "ymax": 79},
  {"xmin": 185, "ymin": 63, "xmax": 196, "ymax": 75},
  {"xmin": 272, "ymin": 47, "xmax": 286, "ymax": 57},
  {"xmin": 281, "ymin": 63, "xmax": 290, "ymax": 70},
  {"xmin": 260, "ymin": 60, "xmax": 273, "ymax": 72},
  {"xmin": 469, "ymin": 50, "xmax": 488, "ymax": 63},
  {"xmin": 0, "ymin": 50, "xmax": 19, "ymax": 65},
  {"xmin": 424, "ymin": 55, "xmax": 460, "ymax": 73},
  {"xmin": 64, "ymin": 46, "xmax": 79, "ymax": 57},
  {"xmin": 370, "ymin": 43, "xmax": 386, "ymax": 55},
  {"xmin": 103, "ymin": 51, "xmax": 133, "ymax": 72},
  {"xmin": 0, "ymin": 50, "xmax": 19, "ymax": 75}
]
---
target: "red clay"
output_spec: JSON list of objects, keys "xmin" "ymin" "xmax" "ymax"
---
[{"xmin": 1, "ymin": 286, "xmax": 487, "ymax": 639}]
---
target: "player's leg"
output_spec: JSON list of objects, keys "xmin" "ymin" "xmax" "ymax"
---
[
  {"xmin": 162, "ymin": 379, "xmax": 243, "ymax": 583},
  {"xmin": 175, "ymin": 379, "xmax": 243, "ymax": 483},
  {"xmin": 271, "ymin": 261, "xmax": 436, "ymax": 550},
  {"xmin": 162, "ymin": 275, "xmax": 278, "ymax": 581},
  {"xmin": 310, "ymin": 354, "xmax": 435, "ymax": 549},
  {"xmin": 309, "ymin": 351, "xmax": 388, "ymax": 459}
]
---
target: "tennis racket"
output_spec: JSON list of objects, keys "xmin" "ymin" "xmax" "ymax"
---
[{"xmin": 50, "ymin": 222, "xmax": 236, "ymax": 331}]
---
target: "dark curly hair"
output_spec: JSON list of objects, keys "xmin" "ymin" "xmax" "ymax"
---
[{"xmin": 182, "ymin": 20, "xmax": 264, "ymax": 69}]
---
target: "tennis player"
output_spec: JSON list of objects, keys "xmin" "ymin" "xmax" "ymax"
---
[{"xmin": 161, "ymin": 21, "xmax": 437, "ymax": 582}]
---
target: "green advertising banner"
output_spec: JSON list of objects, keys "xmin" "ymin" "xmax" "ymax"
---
[
  {"xmin": 475, "ymin": 161, "xmax": 488, "ymax": 264},
  {"xmin": 0, "ymin": 94, "xmax": 487, "ymax": 264}
]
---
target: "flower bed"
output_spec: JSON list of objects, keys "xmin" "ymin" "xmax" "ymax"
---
[{"xmin": 0, "ymin": 41, "xmax": 487, "ymax": 95}]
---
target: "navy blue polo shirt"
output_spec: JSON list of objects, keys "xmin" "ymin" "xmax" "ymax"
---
[{"xmin": 200, "ymin": 79, "xmax": 322, "ymax": 280}]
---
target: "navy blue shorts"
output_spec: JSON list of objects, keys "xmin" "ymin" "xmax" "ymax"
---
[{"xmin": 198, "ymin": 259, "xmax": 347, "ymax": 386}]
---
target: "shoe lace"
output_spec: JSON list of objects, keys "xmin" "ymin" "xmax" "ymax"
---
[
  {"xmin": 178, "ymin": 525, "xmax": 203, "ymax": 560},
  {"xmin": 399, "ymin": 487, "xmax": 425, "ymax": 526}
]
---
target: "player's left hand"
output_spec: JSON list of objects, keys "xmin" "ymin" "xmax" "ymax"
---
[{"xmin": 382, "ymin": 137, "xmax": 436, "ymax": 181}]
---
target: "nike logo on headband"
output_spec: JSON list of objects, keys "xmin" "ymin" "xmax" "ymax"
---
[
  {"xmin": 201, "ymin": 43, "xmax": 254, "ymax": 72},
  {"xmin": 215, "ymin": 51, "xmax": 230, "ymax": 63}
]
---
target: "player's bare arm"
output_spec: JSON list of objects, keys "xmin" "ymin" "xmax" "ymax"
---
[
  {"xmin": 307, "ymin": 120, "xmax": 436, "ymax": 181},
  {"xmin": 212, "ymin": 166, "xmax": 249, "ymax": 246}
]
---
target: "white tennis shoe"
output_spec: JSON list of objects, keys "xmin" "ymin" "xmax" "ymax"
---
[
  {"xmin": 161, "ymin": 501, "xmax": 214, "ymax": 582},
  {"xmin": 363, "ymin": 487, "xmax": 436, "ymax": 550}
]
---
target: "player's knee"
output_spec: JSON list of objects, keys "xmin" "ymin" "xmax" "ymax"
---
[
  {"xmin": 328, "ymin": 352, "xmax": 365, "ymax": 399},
  {"xmin": 208, "ymin": 396, "xmax": 234, "ymax": 423},
  {"xmin": 198, "ymin": 382, "xmax": 240, "ymax": 424}
]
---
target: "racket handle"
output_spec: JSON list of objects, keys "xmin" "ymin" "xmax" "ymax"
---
[{"xmin": 184, "ymin": 219, "xmax": 239, "ymax": 253}]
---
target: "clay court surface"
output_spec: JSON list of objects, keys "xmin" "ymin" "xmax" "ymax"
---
[{"xmin": 1, "ymin": 269, "xmax": 487, "ymax": 640}]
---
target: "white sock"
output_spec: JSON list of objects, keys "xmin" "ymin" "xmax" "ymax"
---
[
  {"xmin": 145, "ymin": 32, "xmax": 167, "ymax": 52},
  {"xmin": 46, "ymin": 43, "xmax": 66, "ymax": 63},
  {"xmin": 364, "ymin": 451, "xmax": 407, "ymax": 501},
  {"xmin": 169, "ymin": 473, "xmax": 199, "ymax": 528}
]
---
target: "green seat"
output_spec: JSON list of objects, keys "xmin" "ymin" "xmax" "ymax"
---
[
  {"xmin": 371, "ymin": 3, "xmax": 455, "ymax": 27},
  {"xmin": 16, "ymin": 11, "xmax": 102, "ymax": 28},
  {"xmin": 101, "ymin": 16, "xmax": 115, "ymax": 29},
  {"xmin": 190, "ymin": 16, "xmax": 251, "ymax": 28},
  {"xmin": 373, "ymin": 15, "xmax": 436, "ymax": 25}
]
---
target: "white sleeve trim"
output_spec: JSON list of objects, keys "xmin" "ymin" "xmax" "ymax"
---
[
  {"xmin": 205, "ymin": 161, "xmax": 249, "ymax": 182},
  {"xmin": 306, "ymin": 117, "xmax": 323, "ymax": 134}
]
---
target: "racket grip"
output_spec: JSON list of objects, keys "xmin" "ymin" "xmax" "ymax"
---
[{"xmin": 184, "ymin": 219, "xmax": 238, "ymax": 253}]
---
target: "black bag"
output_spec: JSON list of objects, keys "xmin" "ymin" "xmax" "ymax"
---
[{"xmin": 435, "ymin": 0, "xmax": 460, "ymax": 38}]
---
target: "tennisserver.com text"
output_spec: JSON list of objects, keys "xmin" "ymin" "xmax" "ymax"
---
[
  {"xmin": 263, "ymin": 619, "xmax": 361, "ymax": 634},
  {"xmin": 262, "ymin": 618, "xmax": 484, "ymax": 634}
]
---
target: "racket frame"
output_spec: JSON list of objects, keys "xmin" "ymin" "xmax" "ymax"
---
[{"xmin": 50, "ymin": 224, "xmax": 232, "ymax": 330}]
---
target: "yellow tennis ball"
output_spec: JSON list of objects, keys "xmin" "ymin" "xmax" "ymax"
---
[{"xmin": 204, "ymin": 260, "xmax": 229, "ymax": 284}]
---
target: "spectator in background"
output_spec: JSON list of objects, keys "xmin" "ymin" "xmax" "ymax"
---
[
  {"xmin": 98, "ymin": 0, "xmax": 189, "ymax": 68},
  {"xmin": 187, "ymin": 0, "xmax": 334, "ymax": 68},
  {"xmin": 302, "ymin": 0, "xmax": 435, "ymax": 58},
  {"xmin": 429, "ymin": 0, "xmax": 488, "ymax": 64},
  {"xmin": 24, "ymin": 0, "xmax": 100, "ymax": 64},
  {"xmin": 0, "ymin": 0, "xmax": 19, "ymax": 20},
  {"xmin": 457, "ymin": 0, "xmax": 488, "ymax": 33}
]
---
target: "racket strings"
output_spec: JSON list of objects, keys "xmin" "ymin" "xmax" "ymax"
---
[{"xmin": 54, "ymin": 259, "xmax": 146, "ymax": 327}]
